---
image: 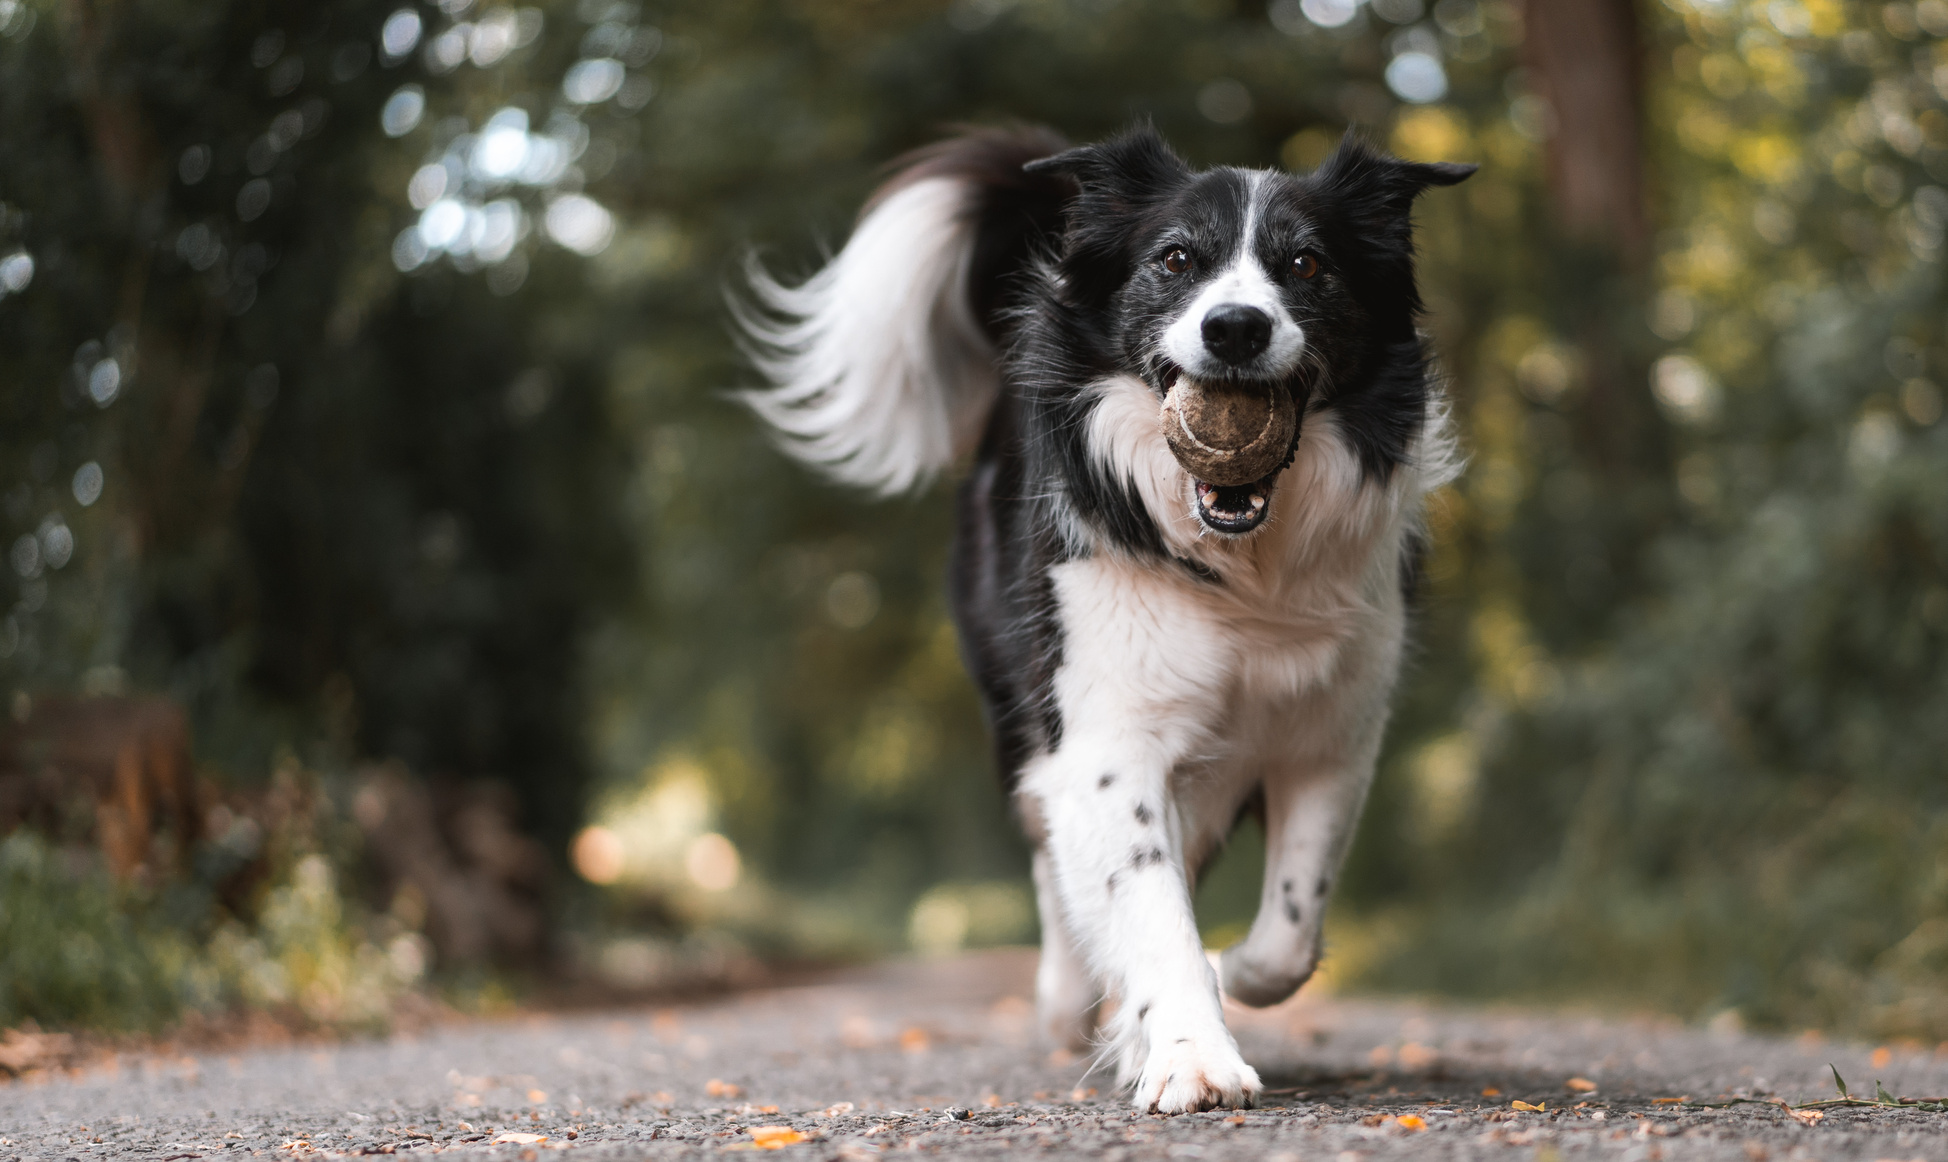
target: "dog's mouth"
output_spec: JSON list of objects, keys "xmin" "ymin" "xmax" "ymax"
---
[
  {"xmin": 1193, "ymin": 474, "xmax": 1276, "ymax": 535},
  {"xmin": 1157, "ymin": 365, "xmax": 1295, "ymax": 536}
]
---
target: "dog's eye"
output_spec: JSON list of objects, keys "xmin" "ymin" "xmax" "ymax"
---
[
  {"xmin": 1161, "ymin": 248, "xmax": 1191, "ymax": 274},
  {"xmin": 1292, "ymin": 253, "xmax": 1319, "ymax": 279}
]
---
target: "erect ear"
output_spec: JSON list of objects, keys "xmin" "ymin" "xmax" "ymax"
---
[
  {"xmin": 1311, "ymin": 131, "xmax": 1476, "ymax": 226},
  {"xmin": 1022, "ymin": 126, "xmax": 1191, "ymax": 301},
  {"xmin": 1022, "ymin": 123, "xmax": 1191, "ymax": 214}
]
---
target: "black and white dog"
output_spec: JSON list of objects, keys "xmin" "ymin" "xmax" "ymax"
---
[{"xmin": 737, "ymin": 125, "xmax": 1471, "ymax": 1113}]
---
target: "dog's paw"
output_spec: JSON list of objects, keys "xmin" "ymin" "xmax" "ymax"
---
[{"xmin": 1133, "ymin": 1037, "xmax": 1261, "ymax": 1114}]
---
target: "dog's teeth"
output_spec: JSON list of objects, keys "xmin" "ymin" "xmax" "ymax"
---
[{"xmin": 1249, "ymin": 494, "xmax": 1265, "ymax": 510}]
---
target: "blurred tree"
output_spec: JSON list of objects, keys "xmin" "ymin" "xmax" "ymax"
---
[{"xmin": 0, "ymin": 0, "xmax": 631, "ymax": 862}]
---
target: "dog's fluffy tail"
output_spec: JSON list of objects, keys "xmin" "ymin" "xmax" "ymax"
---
[{"xmin": 734, "ymin": 126, "xmax": 1072, "ymax": 496}]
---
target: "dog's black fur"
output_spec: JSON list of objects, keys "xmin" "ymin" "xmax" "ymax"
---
[{"xmin": 939, "ymin": 126, "xmax": 1471, "ymax": 788}]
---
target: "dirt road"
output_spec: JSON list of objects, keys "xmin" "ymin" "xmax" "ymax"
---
[{"xmin": 3, "ymin": 949, "xmax": 1945, "ymax": 1160}]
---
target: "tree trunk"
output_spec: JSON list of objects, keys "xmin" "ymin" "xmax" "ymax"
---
[{"xmin": 1522, "ymin": 0, "xmax": 1650, "ymax": 263}]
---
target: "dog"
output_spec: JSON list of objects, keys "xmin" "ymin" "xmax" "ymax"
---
[{"xmin": 735, "ymin": 124, "xmax": 1472, "ymax": 1113}]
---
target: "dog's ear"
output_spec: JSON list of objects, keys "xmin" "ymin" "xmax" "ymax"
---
[
  {"xmin": 1022, "ymin": 125, "xmax": 1191, "ymax": 210},
  {"xmin": 1023, "ymin": 126, "xmax": 1191, "ymax": 301},
  {"xmin": 1311, "ymin": 132, "xmax": 1475, "ymax": 228},
  {"xmin": 1310, "ymin": 133, "xmax": 1473, "ymax": 336}
]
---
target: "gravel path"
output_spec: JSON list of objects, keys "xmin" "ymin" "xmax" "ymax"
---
[{"xmin": 4, "ymin": 948, "xmax": 1947, "ymax": 1160}]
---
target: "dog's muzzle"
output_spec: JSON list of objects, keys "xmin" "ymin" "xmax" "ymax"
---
[{"xmin": 1160, "ymin": 371, "xmax": 1301, "ymax": 535}]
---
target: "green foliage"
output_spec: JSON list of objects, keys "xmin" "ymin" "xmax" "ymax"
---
[
  {"xmin": 1346, "ymin": 0, "xmax": 1948, "ymax": 1037},
  {"xmin": 0, "ymin": 832, "xmax": 180, "ymax": 1029},
  {"xmin": 0, "ymin": 825, "xmax": 424, "ymax": 1033}
]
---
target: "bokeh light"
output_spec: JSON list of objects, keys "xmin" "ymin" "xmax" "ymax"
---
[
  {"xmin": 571, "ymin": 825, "xmax": 626, "ymax": 884},
  {"xmin": 0, "ymin": 250, "xmax": 31, "ymax": 295},
  {"xmin": 683, "ymin": 833, "xmax": 740, "ymax": 893},
  {"xmin": 71, "ymin": 462, "xmax": 103, "ymax": 507},
  {"xmin": 543, "ymin": 194, "xmax": 613, "ymax": 255},
  {"xmin": 381, "ymin": 9, "xmax": 422, "ymax": 60},
  {"xmin": 1385, "ymin": 51, "xmax": 1447, "ymax": 104},
  {"xmin": 380, "ymin": 84, "xmax": 425, "ymax": 137}
]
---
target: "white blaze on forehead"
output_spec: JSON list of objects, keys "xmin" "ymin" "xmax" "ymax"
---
[{"xmin": 1161, "ymin": 171, "xmax": 1306, "ymax": 379}]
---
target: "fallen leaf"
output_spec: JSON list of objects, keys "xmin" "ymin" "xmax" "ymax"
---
[
  {"xmin": 1567, "ymin": 1077, "xmax": 1597, "ymax": 1092},
  {"xmin": 491, "ymin": 1132, "xmax": 547, "ymax": 1145},
  {"xmin": 706, "ymin": 1078, "xmax": 743, "ymax": 1099},
  {"xmin": 1650, "ymin": 1096, "xmax": 1689, "ymax": 1105},
  {"xmin": 1069, "ymin": 1087, "xmax": 1097, "ymax": 1101},
  {"xmin": 819, "ymin": 1102, "xmax": 855, "ymax": 1117},
  {"xmin": 1511, "ymin": 1100, "xmax": 1545, "ymax": 1112},
  {"xmin": 1396, "ymin": 1114, "xmax": 1428, "ymax": 1131},
  {"xmin": 1784, "ymin": 1107, "xmax": 1824, "ymax": 1127},
  {"xmin": 526, "ymin": 1089, "xmax": 548, "ymax": 1104},
  {"xmin": 899, "ymin": 1027, "xmax": 930, "ymax": 1053},
  {"xmin": 1872, "ymin": 1047, "xmax": 1893, "ymax": 1070},
  {"xmin": 749, "ymin": 1126, "xmax": 806, "ymax": 1149},
  {"xmin": 1225, "ymin": 1116, "xmax": 1246, "ymax": 1126},
  {"xmin": 1481, "ymin": 1087, "xmax": 1502, "ymax": 1097},
  {"xmin": 982, "ymin": 1094, "xmax": 1002, "ymax": 1108},
  {"xmin": 1398, "ymin": 1042, "xmax": 1438, "ymax": 1070}
]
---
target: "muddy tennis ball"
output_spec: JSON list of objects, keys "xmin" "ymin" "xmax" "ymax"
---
[{"xmin": 1159, "ymin": 377, "xmax": 1299, "ymax": 487}]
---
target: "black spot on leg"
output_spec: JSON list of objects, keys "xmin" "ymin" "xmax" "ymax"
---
[
  {"xmin": 1098, "ymin": 773, "xmax": 1115, "ymax": 789},
  {"xmin": 1284, "ymin": 900, "xmax": 1302, "ymax": 924},
  {"xmin": 1134, "ymin": 804, "xmax": 1152, "ymax": 825},
  {"xmin": 1107, "ymin": 871, "xmax": 1120, "ymax": 894},
  {"xmin": 1315, "ymin": 877, "xmax": 1329, "ymax": 897},
  {"xmin": 1282, "ymin": 878, "xmax": 1294, "ymax": 895},
  {"xmin": 1137, "ymin": 1004, "xmax": 1149, "ymax": 1022},
  {"xmin": 1128, "ymin": 846, "xmax": 1166, "ymax": 868}
]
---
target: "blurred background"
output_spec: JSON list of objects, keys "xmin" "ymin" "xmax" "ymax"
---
[{"xmin": 1, "ymin": 0, "xmax": 1945, "ymax": 1050}]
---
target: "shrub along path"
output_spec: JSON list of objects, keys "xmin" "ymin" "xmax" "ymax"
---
[{"xmin": 2, "ymin": 948, "xmax": 1945, "ymax": 1160}]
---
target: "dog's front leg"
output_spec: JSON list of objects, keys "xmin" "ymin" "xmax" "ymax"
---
[
  {"xmin": 1019, "ymin": 560, "xmax": 1260, "ymax": 1114},
  {"xmin": 1220, "ymin": 629, "xmax": 1401, "ymax": 1008},
  {"xmin": 1219, "ymin": 764, "xmax": 1372, "ymax": 1006}
]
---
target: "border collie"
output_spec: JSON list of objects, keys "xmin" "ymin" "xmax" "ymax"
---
[{"xmin": 736, "ymin": 125, "xmax": 1472, "ymax": 1113}]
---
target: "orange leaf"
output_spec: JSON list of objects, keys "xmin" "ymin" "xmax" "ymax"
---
[
  {"xmin": 1567, "ymin": 1077, "xmax": 1597, "ymax": 1092},
  {"xmin": 1511, "ymin": 1100, "xmax": 1545, "ymax": 1112},
  {"xmin": 1784, "ymin": 1106, "xmax": 1824, "ymax": 1126},
  {"xmin": 1481, "ymin": 1087, "xmax": 1502, "ymax": 1097},
  {"xmin": 899, "ymin": 1027, "xmax": 931, "ymax": 1053},
  {"xmin": 706, "ymin": 1078, "xmax": 743, "ymax": 1099},
  {"xmin": 1396, "ymin": 1114, "xmax": 1429, "ymax": 1131},
  {"xmin": 749, "ymin": 1126, "xmax": 806, "ymax": 1149}
]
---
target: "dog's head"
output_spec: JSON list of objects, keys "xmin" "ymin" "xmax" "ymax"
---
[{"xmin": 1026, "ymin": 128, "xmax": 1472, "ymax": 536}]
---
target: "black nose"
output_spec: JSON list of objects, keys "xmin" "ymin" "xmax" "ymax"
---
[{"xmin": 1201, "ymin": 304, "xmax": 1272, "ymax": 366}]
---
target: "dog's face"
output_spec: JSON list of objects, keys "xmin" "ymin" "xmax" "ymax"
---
[{"xmin": 1028, "ymin": 131, "xmax": 1472, "ymax": 536}]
